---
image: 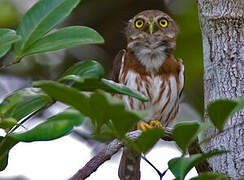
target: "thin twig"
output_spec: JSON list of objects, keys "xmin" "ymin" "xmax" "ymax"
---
[
  {"xmin": 141, "ymin": 155, "xmax": 168, "ymax": 180},
  {"xmin": 8, "ymin": 102, "xmax": 54, "ymax": 135},
  {"xmin": 199, "ymin": 121, "xmax": 244, "ymax": 145},
  {"xmin": 69, "ymin": 130, "xmax": 142, "ymax": 180},
  {"xmin": 70, "ymin": 128, "xmax": 175, "ymax": 180},
  {"xmin": 0, "ymin": 58, "xmax": 21, "ymax": 71}
]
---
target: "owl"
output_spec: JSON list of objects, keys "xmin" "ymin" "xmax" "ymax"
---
[{"xmin": 112, "ymin": 10, "xmax": 184, "ymax": 179}]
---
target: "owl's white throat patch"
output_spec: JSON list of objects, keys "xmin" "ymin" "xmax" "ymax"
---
[{"xmin": 128, "ymin": 41, "xmax": 167, "ymax": 73}]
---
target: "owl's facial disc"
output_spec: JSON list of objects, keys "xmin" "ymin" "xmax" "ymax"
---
[
  {"xmin": 125, "ymin": 10, "xmax": 178, "ymax": 72},
  {"xmin": 127, "ymin": 36, "xmax": 170, "ymax": 72},
  {"xmin": 127, "ymin": 33, "xmax": 171, "ymax": 57}
]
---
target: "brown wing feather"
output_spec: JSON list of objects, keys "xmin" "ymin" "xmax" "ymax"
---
[
  {"xmin": 112, "ymin": 49, "xmax": 126, "ymax": 83},
  {"xmin": 177, "ymin": 58, "xmax": 185, "ymax": 98}
]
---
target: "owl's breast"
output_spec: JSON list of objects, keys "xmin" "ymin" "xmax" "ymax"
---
[{"xmin": 120, "ymin": 70, "xmax": 180, "ymax": 126}]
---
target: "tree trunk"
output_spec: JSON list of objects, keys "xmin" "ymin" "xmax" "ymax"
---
[{"xmin": 198, "ymin": 0, "xmax": 244, "ymax": 179}]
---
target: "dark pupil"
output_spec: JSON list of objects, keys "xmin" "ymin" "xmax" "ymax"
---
[
  {"xmin": 138, "ymin": 21, "xmax": 142, "ymax": 25},
  {"xmin": 161, "ymin": 20, "xmax": 165, "ymax": 25}
]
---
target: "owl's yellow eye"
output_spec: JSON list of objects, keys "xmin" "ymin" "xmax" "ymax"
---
[
  {"xmin": 135, "ymin": 19, "xmax": 144, "ymax": 29},
  {"xmin": 159, "ymin": 18, "xmax": 168, "ymax": 28}
]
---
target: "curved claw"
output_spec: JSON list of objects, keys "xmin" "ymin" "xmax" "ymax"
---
[
  {"xmin": 137, "ymin": 120, "xmax": 163, "ymax": 131},
  {"xmin": 137, "ymin": 121, "xmax": 151, "ymax": 131},
  {"xmin": 149, "ymin": 120, "xmax": 163, "ymax": 128}
]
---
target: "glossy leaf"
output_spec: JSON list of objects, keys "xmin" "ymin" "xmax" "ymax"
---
[
  {"xmin": 190, "ymin": 172, "xmax": 229, "ymax": 180},
  {"xmin": 32, "ymin": 81, "xmax": 90, "ymax": 114},
  {"xmin": 70, "ymin": 77, "xmax": 148, "ymax": 102},
  {"xmin": 0, "ymin": 118, "xmax": 18, "ymax": 130},
  {"xmin": 0, "ymin": 29, "xmax": 21, "ymax": 48},
  {"xmin": 10, "ymin": 108, "xmax": 84, "ymax": 142},
  {"xmin": 207, "ymin": 98, "xmax": 244, "ymax": 131},
  {"xmin": 0, "ymin": 44, "xmax": 11, "ymax": 58},
  {"xmin": 0, "ymin": 29, "xmax": 21, "ymax": 58},
  {"xmin": 15, "ymin": 0, "xmax": 80, "ymax": 58},
  {"xmin": 33, "ymin": 80, "xmax": 145, "ymax": 135},
  {"xmin": 23, "ymin": 26, "xmax": 104, "ymax": 56},
  {"xmin": 65, "ymin": 78, "xmax": 148, "ymax": 102},
  {"xmin": 0, "ymin": 88, "xmax": 52, "ymax": 131},
  {"xmin": 89, "ymin": 92, "xmax": 145, "ymax": 134},
  {"xmin": 0, "ymin": 136, "xmax": 18, "ymax": 171},
  {"xmin": 101, "ymin": 79, "xmax": 148, "ymax": 102},
  {"xmin": 172, "ymin": 122, "xmax": 200, "ymax": 152},
  {"xmin": 60, "ymin": 60, "xmax": 148, "ymax": 101},
  {"xmin": 135, "ymin": 127, "xmax": 164, "ymax": 153},
  {"xmin": 61, "ymin": 60, "xmax": 105, "ymax": 81},
  {"xmin": 168, "ymin": 150, "xmax": 226, "ymax": 180}
]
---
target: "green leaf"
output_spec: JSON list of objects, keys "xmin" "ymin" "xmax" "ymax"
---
[
  {"xmin": 89, "ymin": 92, "xmax": 145, "ymax": 134},
  {"xmin": 0, "ymin": 118, "xmax": 18, "ymax": 130},
  {"xmin": 172, "ymin": 122, "xmax": 200, "ymax": 152},
  {"xmin": 23, "ymin": 26, "xmax": 104, "ymax": 56},
  {"xmin": 61, "ymin": 60, "xmax": 105, "ymax": 81},
  {"xmin": 0, "ymin": 136, "xmax": 18, "ymax": 171},
  {"xmin": 0, "ymin": 28, "xmax": 21, "ymax": 58},
  {"xmin": 33, "ymin": 80, "xmax": 145, "ymax": 136},
  {"xmin": 168, "ymin": 150, "xmax": 226, "ymax": 180},
  {"xmin": 32, "ymin": 81, "xmax": 90, "ymax": 114},
  {"xmin": 0, "ymin": 88, "xmax": 52, "ymax": 131},
  {"xmin": 10, "ymin": 108, "xmax": 84, "ymax": 142},
  {"xmin": 0, "ymin": 29, "xmax": 21, "ymax": 48},
  {"xmin": 190, "ymin": 172, "xmax": 230, "ymax": 180},
  {"xmin": 70, "ymin": 78, "xmax": 148, "ymax": 102},
  {"xmin": 60, "ymin": 60, "xmax": 148, "ymax": 101},
  {"xmin": 135, "ymin": 127, "xmax": 164, "ymax": 153},
  {"xmin": 233, "ymin": 98, "xmax": 244, "ymax": 114},
  {"xmin": 15, "ymin": 0, "xmax": 80, "ymax": 58},
  {"xmin": 101, "ymin": 79, "xmax": 148, "ymax": 102},
  {"xmin": 0, "ymin": 44, "xmax": 11, "ymax": 58},
  {"xmin": 207, "ymin": 98, "xmax": 244, "ymax": 131}
]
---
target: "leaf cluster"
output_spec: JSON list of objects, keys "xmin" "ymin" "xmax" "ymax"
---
[{"xmin": 0, "ymin": 0, "xmax": 244, "ymax": 180}]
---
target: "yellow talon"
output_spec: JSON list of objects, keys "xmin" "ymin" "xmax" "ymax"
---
[
  {"xmin": 137, "ymin": 120, "xmax": 163, "ymax": 131},
  {"xmin": 137, "ymin": 121, "xmax": 151, "ymax": 131},
  {"xmin": 149, "ymin": 120, "xmax": 163, "ymax": 128}
]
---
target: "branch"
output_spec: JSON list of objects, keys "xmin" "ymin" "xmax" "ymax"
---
[
  {"xmin": 69, "ymin": 130, "xmax": 141, "ymax": 180},
  {"xmin": 188, "ymin": 139, "xmax": 213, "ymax": 173},
  {"xmin": 0, "ymin": 58, "xmax": 21, "ymax": 71},
  {"xmin": 70, "ymin": 128, "xmax": 174, "ymax": 180}
]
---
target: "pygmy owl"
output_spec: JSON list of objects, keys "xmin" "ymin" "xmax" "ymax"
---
[{"xmin": 112, "ymin": 10, "xmax": 184, "ymax": 179}]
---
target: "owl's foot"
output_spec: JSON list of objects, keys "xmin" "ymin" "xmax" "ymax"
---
[
  {"xmin": 137, "ymin": 121, "xmax": 151, "ymax": 131},
  {"xmin": 137, "ymin": 120, "xmax": 163, "ymax": 131},
  {"xmin": 149, "ymin": 120, "xmax": 163, "ymax": 128}
]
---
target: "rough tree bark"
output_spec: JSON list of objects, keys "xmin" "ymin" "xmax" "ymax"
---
[{"xmin": 198, "ymin": 0, "xmax": 244, "ymax": 179}]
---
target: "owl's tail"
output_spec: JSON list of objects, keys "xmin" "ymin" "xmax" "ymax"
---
[{"xmin": 118, "ymin": 146, "xmax": 141, "ymax": 180}]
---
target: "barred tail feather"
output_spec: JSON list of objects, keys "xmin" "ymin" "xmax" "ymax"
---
[{"xmin": 118, "ymin": 147, "xmax": 141, "ymax": 180}]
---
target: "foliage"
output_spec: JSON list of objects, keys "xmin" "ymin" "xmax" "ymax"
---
[
  {"xmin": 168, "ymin": 150, "xmax": 226, "ymax": 180},
  {"xmin": 167, "ymin": 97, "xmax": 243, "ymax": 179},
  {"xmin": 135, "ymin": 127, "xmax": 164, "ymax": 153},
  {"xmin": 0, "ymin": 0, "xmax": 243, "ymax": 179},
  {"xmin": 0, "ymin": 88, "xmax": 52, "ymax": 131},
  {"xmin": 190, "ymin": 172, "xmax": 230, "ymax": 180},
  {"xmin": 0, "ymin": 29, "xmax": 21, "ymax": 58},
  {"xmin": 207, "ymin": 98, "xmax": 244, "ymax": 131}
]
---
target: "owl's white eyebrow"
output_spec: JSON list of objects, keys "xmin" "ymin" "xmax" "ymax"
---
[
  {"xmin": 135, "ymin": 15, "xmax": 149, "ymax": 21},
  {"xmin": 154, "ymin": 16, "xmax": 163, "ymax": 21}
]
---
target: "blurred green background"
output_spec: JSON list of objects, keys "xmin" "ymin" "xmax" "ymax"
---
[{"xmin": 0, "ymin": 0, "xmax": 203, "ymax": 116}]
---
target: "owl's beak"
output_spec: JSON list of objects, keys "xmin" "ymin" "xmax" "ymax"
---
[{"xmin": 149, "ymin": 22, "xmax": 154, "ymax": 34}]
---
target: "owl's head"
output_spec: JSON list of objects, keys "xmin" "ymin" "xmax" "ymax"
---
[
  {"xmin": 126, "ymin": 10, "xmax": 178, "ymax": 48},
  {"xmin": 125, "ymin": 10, "xmax": 179, "ymax": 72}
]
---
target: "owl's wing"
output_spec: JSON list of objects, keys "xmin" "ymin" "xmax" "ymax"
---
[
  {"xmin": 177, "ymin": 58, "xmax": 185, "ymax": 98},
  {"xmin": 112, "ymin": 49, "xmax": 126, "ymax": 83}
]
